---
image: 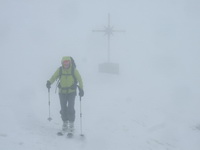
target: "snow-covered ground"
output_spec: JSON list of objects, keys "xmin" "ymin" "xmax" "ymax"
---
[
  {"xmin": 1, "ymin": 70, "xmax": 200, "ymax": 150},
  {"xmin": 1, "ymin": 0, "xmax": 200, "ymax": 150}
]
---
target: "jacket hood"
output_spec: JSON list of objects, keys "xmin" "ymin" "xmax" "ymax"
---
[
  {"xmin": 61, "ymin": 56, "xmax": 71, "ymax": 64},
  {"xmin": 61, "ymin": 56, "xmax": 72, "ymax": 70}
]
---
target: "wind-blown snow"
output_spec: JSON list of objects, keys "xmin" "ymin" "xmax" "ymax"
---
[{"xmin": 0, "ymin": 0, "xmax": 200, "ymax": 150}]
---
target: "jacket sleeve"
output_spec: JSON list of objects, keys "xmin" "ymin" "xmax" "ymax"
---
[
  {"xmin": 49, "ymin": 68, "xmax": 60, "ymax": 84},
  {"xmin": 74, "ymin": 69, "xmax": 83, "ymax": 89}
]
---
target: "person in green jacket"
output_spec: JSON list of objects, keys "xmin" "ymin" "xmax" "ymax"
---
[{"xmin": 46, "ymin": 56, "xmax": 84, "ymax": 132}]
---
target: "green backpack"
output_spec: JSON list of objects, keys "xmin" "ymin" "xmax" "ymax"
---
[{"xmin": 56, "ymin": 57, "xmax": 77, "ymax": 92}]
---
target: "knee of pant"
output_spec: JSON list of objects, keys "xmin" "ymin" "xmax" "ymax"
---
[
  {"xmin": 68, "ymin": 108, "xmax": 75, "ymax": 113},
  {"xmin": 60, "ymin": 110, "xmax": 66, "ymax": 115}
]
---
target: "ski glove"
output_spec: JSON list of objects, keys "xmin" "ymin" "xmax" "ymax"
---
[
  {"xmin": 46, "ymin": 80, "xmax": 51, "ymax": 89},
  {"xmin": 79, "ymin": 88, "xmax": 84, "ymax": 97}
]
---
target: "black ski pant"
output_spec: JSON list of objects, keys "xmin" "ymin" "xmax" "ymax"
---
[{"xmin": 59, "ymin": 92, "xmax": 76, "ymax": 122}]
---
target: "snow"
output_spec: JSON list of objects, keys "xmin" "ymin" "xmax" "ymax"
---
[{"xmin": 1, "ymin": 0, "xmax": 200, "ymax": 149}]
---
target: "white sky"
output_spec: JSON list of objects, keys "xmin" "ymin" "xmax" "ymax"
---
[{"xmin": 0, "ymin": 0, "xmax": 200, "ymax": 109}]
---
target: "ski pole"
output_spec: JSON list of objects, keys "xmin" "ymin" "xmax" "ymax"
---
[
  {"xmin": 80, "ymin": 96, "xmax": 84, "ymax": 137},
  {"xmin": 47, "ymin": 88, "xmax": 52, "ymax": 121}
]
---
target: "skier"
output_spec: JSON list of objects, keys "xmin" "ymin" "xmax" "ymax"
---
[{"xmin": 46, "ymin": 56, "xmax": 84, "ymax": 135}]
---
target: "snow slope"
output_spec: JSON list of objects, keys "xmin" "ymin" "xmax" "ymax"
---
[
  {"xmin": 1, "ymin": 69, "xmax": 200, "ymax": 150},
  {"xmin": 1, "ymin": 0, "xmax": 200, "ymax": 150}
]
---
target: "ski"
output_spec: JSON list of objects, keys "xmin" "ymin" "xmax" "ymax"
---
[
  {"xmin": 57, "ymin": 131, "xmax": 64, "ymax": 136},
  {"xmin": 57, "ymin": 130, "xmax": 74, "ymax": 138},
  {"xmin": 67, "ymin": 132, "xmax": 73, "ymax": 138},
  {"xmin": 57, "ymin": 130, "xmax": 67, "ymax": 136}
]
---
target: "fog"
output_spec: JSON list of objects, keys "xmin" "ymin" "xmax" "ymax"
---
[{"xmin": 0, "ymin": 0, "xmax": 200, "ymax": 149}]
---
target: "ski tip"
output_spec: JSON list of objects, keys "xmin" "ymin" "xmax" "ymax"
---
[
  {"xmin": 57, "ymin": 132, "xmax": 64, "ymax": 136},
  {"xmin": 67, "ymin": 133, "xmax": 73, "ymax": 138}
]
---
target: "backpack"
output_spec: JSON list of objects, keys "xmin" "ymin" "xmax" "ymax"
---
[{"xmin": 56, "ymin": 57, "xmax": 77, "ymax": 92}]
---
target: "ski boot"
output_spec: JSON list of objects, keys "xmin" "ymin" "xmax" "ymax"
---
[
  {"xmin": 67, "ymin": 121, "xmax": 74, "ymax": 138},
  {"xmin": 62, "ymin": 121, "xmax": 68, "ymax": 132},
  {"xmin": 57, "ymin": 121, "xmax": 68, "ymax": 136}
]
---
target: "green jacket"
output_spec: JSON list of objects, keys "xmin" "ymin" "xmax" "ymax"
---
[{"xmin": 49, "ymin": 57, "xmax": 83, "ymax": 94}]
